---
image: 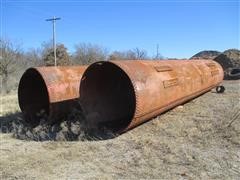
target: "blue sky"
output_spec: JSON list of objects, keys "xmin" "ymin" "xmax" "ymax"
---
[{"xmin": 1, "ymin": 0, "xmax": 239, "ymax": 58}]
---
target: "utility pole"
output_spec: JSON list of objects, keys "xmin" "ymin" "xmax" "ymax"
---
[
  {"xmin": 156, "ymin": 44, "xmax": 159, "ymax": 59},
  {"xmin": 46, "ymin": 16, "xmax": 61, "ymax": 66}
]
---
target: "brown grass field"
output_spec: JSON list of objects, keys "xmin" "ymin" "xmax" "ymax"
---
[{"xmin": 0, "ymin": 80, "xmax": 240, "ymax": 179}]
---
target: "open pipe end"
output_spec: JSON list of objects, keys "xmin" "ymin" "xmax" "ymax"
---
[
  {"xmin": 80, "ymin": 61, "xmax": 136, "ymax": 133},
  {"xmin": 18, "ymin": 68, "xmax": 49, "ymax": 126}
]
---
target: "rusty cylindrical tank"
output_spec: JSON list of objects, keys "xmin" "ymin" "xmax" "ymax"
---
[
  {"xmin": 79, "ymin": 60, "xmax": 223, "ymax": 133},
  {"xmin": 18, "ymin": 66, "xmax": 87, "ymax": 126}
]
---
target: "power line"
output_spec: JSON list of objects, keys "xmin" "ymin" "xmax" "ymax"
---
[{"xmin": 46, "ymin": 16, "xmax": 61, "ymax": 66}]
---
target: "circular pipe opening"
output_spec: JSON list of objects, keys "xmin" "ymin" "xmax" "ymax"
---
[
  {"xmin": 18, "ymin": 68, "xmax": 49, "ymax": 126},
  {"xmin": 80, "ymin": 61, "xmax": 136, "ymax": 132}
]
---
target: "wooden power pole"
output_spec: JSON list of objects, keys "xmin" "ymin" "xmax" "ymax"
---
[{"xmin": 46, "ymin": 16, "xmax": 61, "ymax": 66}]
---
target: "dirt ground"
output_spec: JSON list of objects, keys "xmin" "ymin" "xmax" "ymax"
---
[{"xmin": 0, "ymin": 80, "xmax": 240, "ymax": 179}]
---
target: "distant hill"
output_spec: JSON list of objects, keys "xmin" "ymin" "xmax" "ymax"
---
[{"xmin": 190, "ymin": 50, "xmax": 221, "ymax": 60}]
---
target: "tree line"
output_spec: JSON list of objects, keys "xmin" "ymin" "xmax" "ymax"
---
[{"xmin": 0, "ymin": 38, "xmax": 163, "ymax": 93}]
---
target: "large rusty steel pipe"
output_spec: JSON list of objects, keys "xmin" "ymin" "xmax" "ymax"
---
[
  {"xmin": 80, "ymin": 60, "xmax": 223, "ymax": 133},
  {"xmin": 18, "ymin": 66, "xmax": 86, "ymax": 126}
]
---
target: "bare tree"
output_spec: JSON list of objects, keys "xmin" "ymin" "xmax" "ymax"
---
[
  {"xmin": 72, "ymin": 43, "xmax": 108, "ymax": 65},
  {"xmin": 42, "ymin": 43, "xmax": 70, "ymax": 66},
  {"xmin": 25, "ymin": 48, "xmax": 44, "ymax": 66},
  {"xmin": 109, "ymin": 48, "xmax": 148, "ymax": 60},
  {"xmin": 133, "ymin": 48, "xmax": 148, "ymax": 59},
  {"xmin": 0, "ymin": 39, "xmax": 24, "ymax": 93},
  {"xmin": 109, "ymin": 51, "xmax": 128, "ymax": 60}
]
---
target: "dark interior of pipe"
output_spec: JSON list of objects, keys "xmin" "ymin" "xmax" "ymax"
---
[
  {"xmin": 80, "ymin": 62, "xmax": 136, "ymax": 132},
  {"xmin": 18, "ymin": 69, "xmax": 49, "ymax": 126}
]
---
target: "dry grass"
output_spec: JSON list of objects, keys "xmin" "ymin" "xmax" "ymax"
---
[
  {"xmin": 0, "ymin": 93, "xmax": 19, "ymax": 116},
  {"xmin": 0, "ymin": 80, "xmax": 240, "ymax": 179}
]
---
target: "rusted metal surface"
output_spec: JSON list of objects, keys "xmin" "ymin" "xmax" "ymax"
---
[
  {"xmin": 80, "ymin": 60, "xmax": 223, "ymax": 133},
  {"xmin": 18, "ymin": 66, "xmax": 87, "ymax": 125}
]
